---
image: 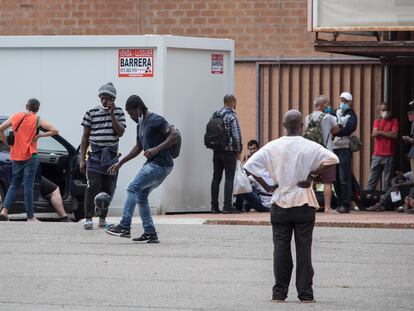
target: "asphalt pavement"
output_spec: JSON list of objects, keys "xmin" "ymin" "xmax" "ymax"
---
[{"xmin": 0, "ymin": 221, "xmax": 413, "ymax": 310}]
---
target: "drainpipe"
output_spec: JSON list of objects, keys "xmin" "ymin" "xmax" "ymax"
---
[
  {"xmin": 256, "ymin": 63, "xmax": 263, "ymax": 146},
  {"xmin": 383, "ymin": 65, "xmax": 389, "ymax": 104}
]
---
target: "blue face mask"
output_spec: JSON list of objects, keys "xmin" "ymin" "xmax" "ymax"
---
[
  {"xmin": 340, "ymin": 102, "xmax": 350, "ymax": 111},
  {"xmin": 324, "ymin": 106, "xmax": 332, "ymax": 113}
]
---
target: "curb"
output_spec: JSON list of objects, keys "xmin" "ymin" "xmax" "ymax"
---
[{"xmin": 204, "ymin": 219, "xmax": 414, "ymax": 229}]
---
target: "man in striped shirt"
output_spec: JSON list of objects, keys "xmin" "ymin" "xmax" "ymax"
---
[{"xmin": 80, "ymin": 82, "xmax": 126, "ymax": 230}]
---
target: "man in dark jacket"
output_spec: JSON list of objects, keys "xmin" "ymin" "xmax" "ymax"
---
[{"xmin": 332, "ymin": 92, "xmax": 358, "ymax": 213}]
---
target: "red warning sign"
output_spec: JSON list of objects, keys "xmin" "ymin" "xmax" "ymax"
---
[
  {"xmin": 118, "ymin": 48, "xmax": 154, "ymax": 77},
  {"xmin": 211, "ymin": 54, "xmax": 224, "ymax": 74}
]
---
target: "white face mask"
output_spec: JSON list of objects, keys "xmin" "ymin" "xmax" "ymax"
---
[
  {"xmin": 381, "ymin": 111, "xmax": 388, "ymax": 119},
  {"xmin": 137, "ymin": 108, "xmax": 144, "ymax": 124}
]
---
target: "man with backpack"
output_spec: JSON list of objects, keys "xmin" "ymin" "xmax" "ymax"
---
[
  {"xmin": 304, "ymin": 95, "xmax": 339, "ymax": 213},
  {"xmin": 105, "ymin": 95, "xmax": 179, "ymax": 243},
  {"xmin": 205, "ymin": 94, "xmax": 242, "ymax": 214},
  {"xmin": 0, "ymin": 98, "xmax": 59, "ymax": 222}
]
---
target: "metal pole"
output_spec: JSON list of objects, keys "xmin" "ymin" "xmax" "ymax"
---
[{"xmin": 383, "ymin": 64, "xmax": 390, "ymax": 104}]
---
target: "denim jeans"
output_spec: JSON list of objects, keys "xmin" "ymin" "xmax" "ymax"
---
[
  {"xmin": 3, "ymin": 158, "xmax": 38, "ymax": 219},
  {"xmin": 366, "ymin": 155, "xmax": 393, "ymax": 192},
  {"xmin": 120, "ymin": 162, "xmax": 173, "ymax": 233},
  {"xmin": 270, "ymin": 204, "xmax": 315, "ymax": 301},
  {"xmin": 333, "ymin": 148, "xmax": 353, "ymax": 209}
]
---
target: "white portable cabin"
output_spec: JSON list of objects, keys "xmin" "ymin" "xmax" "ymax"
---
[{"xmin": 0, "ymin": 35, "xmax": 235, "ymax": 214}]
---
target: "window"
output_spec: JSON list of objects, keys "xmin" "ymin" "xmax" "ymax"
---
[{"xmin": 37, "ymin": 136, "xmax": 68, "ymax": 154}]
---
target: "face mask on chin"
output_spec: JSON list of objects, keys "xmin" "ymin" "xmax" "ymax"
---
[
  {"xmin": 101, "ymin": 104, "xmax": 110, "ymax": 111},
  {"xmin": 136, "ymin": 109, "xmax": 144, "ymax": 124}
]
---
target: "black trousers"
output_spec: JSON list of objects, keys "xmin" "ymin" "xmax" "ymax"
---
[
  {"xmin": 270, "ymin": 204, "xmax": 315, "ymax": 301},
  {"xmin": 84, "ymin": 171, "xmax": 116, "ymax": 219},
  {"xmin": 211, "ymin": 150, "xmax": 237, "ymax": 210},
  {"xmin": 334, "ymin": 148, "xmax": 353, "ymax": 209}
]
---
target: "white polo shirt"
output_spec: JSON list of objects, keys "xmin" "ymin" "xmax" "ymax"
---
[{"xmin": 244, "ymin": 136, "xmax": 339, "ymax": 208}]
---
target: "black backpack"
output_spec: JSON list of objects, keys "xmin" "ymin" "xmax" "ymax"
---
[
  {"xmin": 204, "ymin": 110, "xmax": 230, "ymax": 149},
  {"xmin": 169, "ymin": 125, "xmax": 181, "ymax": 159},
  {"xmin": 303, "ymin": 113, "xmax": 326, "ymax": 146}
]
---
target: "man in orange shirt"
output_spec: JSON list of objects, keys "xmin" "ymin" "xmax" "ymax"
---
[
  {"xmin": 0, "ymin": 98, "xmax": 58, "ymax": 222},
  {"xmin": 366, "ymin": 103, "xmax": 399, "ymax": 211}
]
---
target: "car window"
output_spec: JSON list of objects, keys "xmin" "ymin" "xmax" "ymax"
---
[
  {"xmin": 37, "ymin": 136, "xmax": 68, "ymax": 154},
  {"xmin": 0, "ymin": 123, "xmax": 68, "ymax": 154}
]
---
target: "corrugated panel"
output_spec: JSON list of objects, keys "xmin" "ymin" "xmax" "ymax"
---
[{"xmin": 257, "ymin": 61, "xmax": 382, "ymax": 188}]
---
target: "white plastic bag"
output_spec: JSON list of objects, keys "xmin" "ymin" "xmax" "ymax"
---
[
  {"xmin": 233, "ymin": 160, "xmax": 252, "ymax": 195},
  {"xmin": 390, "ymin": 191, "xmax": 401, "ymax": 203}
]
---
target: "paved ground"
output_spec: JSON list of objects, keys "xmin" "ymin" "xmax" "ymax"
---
[{"xmin": 0, "ymin": 221, "xmax": 413, "ymax": 310}]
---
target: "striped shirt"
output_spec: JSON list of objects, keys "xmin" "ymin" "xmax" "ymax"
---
[
  {"xmin": 218, "ymin": 107, "xmax": 243, "ymax": 152},
  {"xmin": 81, "ymin": 105, "xmax": 126, "ymax": 146}
]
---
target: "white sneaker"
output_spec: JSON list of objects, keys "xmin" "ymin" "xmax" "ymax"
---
[{"xmin": 83, "ymin": 219, "xmax": 93, "ymax": 230}]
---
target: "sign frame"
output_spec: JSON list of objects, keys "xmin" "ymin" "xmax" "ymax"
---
[{"xmin": 118, "ymin": 48, "xmax": 154, "ymax": 78}]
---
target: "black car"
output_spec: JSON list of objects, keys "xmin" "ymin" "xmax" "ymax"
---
[{"xmin": 0, "ymin": 116, "xmax": 87, "ymax": 220}]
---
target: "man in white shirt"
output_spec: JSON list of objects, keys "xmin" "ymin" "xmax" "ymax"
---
[
  {"xmin": 304, "ymin": 95, "xmax": 339, "ymax": 213},
  {"xmin": 244, "ymin": 110, "xmax": 339, "ymax": 303}
]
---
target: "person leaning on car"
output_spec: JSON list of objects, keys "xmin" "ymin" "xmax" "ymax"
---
[{"xmin": 0, "ymin": 98, "xmax": 59, "ymax": 222}]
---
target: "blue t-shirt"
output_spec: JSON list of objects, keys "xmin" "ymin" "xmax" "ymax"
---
[{"xmin": 137, "ymin": 112, "xmax": 173, "ymax": 167}]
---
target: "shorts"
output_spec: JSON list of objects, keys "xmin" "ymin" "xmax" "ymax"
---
[
  {"xmin": 317, "ymin": 165, "xmax": 336, "ymax": 184},
  {"xmin": 40, "ymin": 176, "xmax": 58, "ymax": 197}
]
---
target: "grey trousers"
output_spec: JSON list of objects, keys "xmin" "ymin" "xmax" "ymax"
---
[{"xmin": 366, "ymin": 155, "xmax": 394, "ymax": 192}]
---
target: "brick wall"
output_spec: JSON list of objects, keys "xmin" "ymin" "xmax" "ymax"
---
[
  {"xmin": 0, "ymin": 0, "xmax": 141, "ymax": 35},
  {"xmin": 0, "ymin": 0, "xmax": 322, "ymax": 57}
]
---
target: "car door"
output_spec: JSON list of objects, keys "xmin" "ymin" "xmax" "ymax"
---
[{"xmin": 35, "ymin": 133, "xmax": 78, "ymax": 214}]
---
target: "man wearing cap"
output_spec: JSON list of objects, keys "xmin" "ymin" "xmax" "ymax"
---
[
  {"xmin": 80, "ymin": 82, "xmax": 126, "ymax": 230},
  {"xmin": 332, "ymin": 92, "xmax": 358, "ymax": 213}
]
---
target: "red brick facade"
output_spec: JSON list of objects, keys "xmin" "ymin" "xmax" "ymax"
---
[{"xmin": 0, "ymin": 0, "xmax": 320, "ymax": 57}]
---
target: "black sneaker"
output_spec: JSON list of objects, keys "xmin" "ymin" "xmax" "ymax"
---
[
  {"xmin": 105, "ymin": 224, "xmax": 131, "ymax": 238},
  {"xmin": 336, "ymin": 206, "xmax": 350, "ymax": 214},
  {"xmin": 366, "ymin": 204, "xmax": 385, "ymax": 212},
  {"xmin": 211, "ymin": 207, "xmax": 221, "ymax": 214},
  {"xmin": 60, "ymin": 216, "xmax": 69, "ymax": 222},
  {"xmin": 132, "ymin": 232, "xmax": 159, "ymax": 243}
]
